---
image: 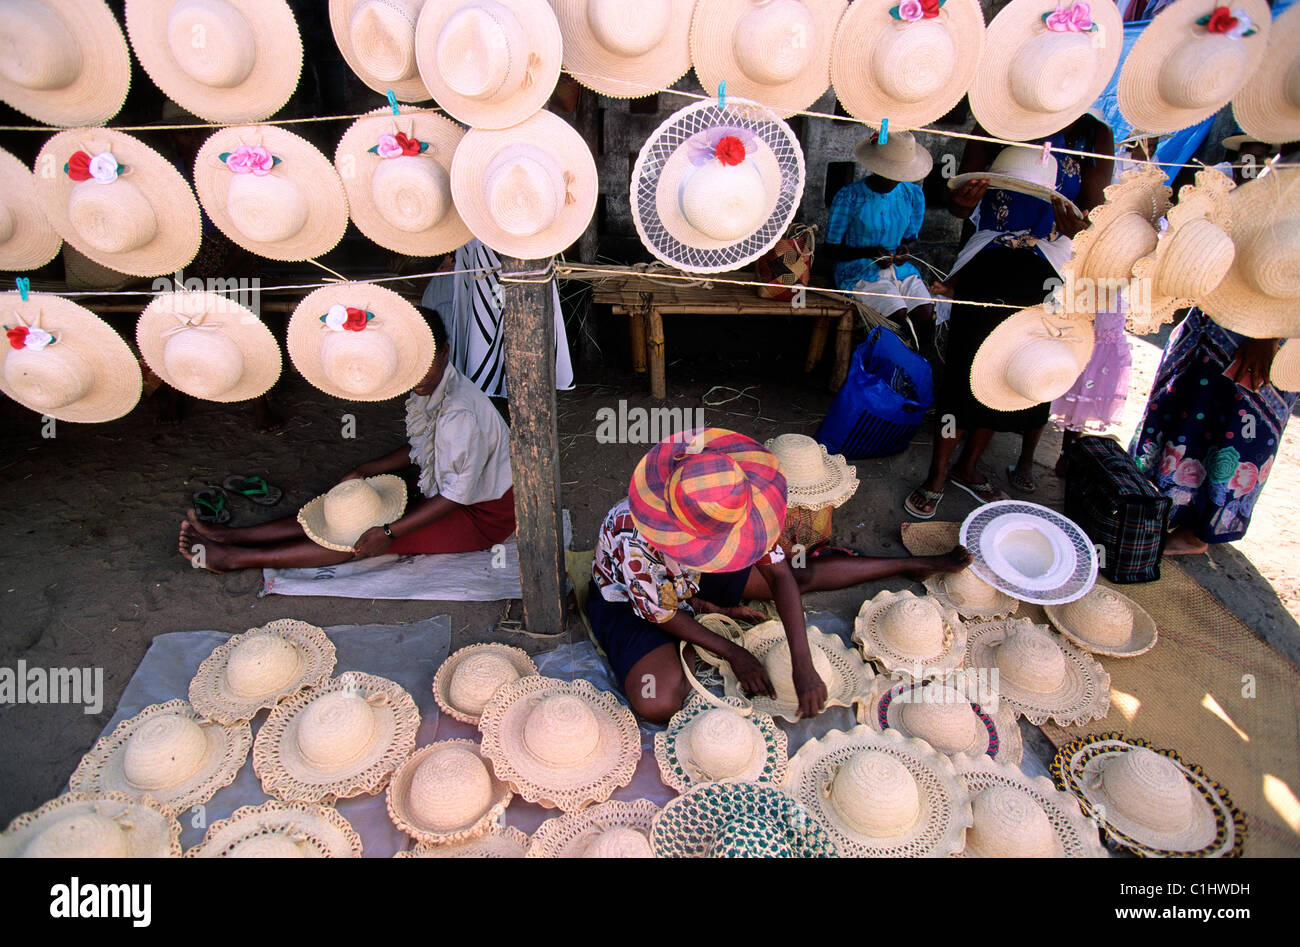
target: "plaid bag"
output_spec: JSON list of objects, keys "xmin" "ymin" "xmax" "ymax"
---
[
  {"xmin": 754, "ymin": 225, "xmax": 815, "ymax": 301},
  {"xmin": 1064, "ymin": 435, "xmax": 1171, "ymax": 584}
]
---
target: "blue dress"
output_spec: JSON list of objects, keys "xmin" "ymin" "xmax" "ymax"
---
[{"xmin": 826, "ymin": 179, "xmax": 926, "ymax": 290}]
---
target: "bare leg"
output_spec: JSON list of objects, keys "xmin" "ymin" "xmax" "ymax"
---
[
  {"xmin": 950, "ymin": 428, "xmax": 995, "ymax": 483},
  {"xmin": 185, "ymin": 507, "xmax": 306, "ymax": 545},
  {"xmin": 741, "ymin": 546, "xmax": 973, "ymax": 598},
  {"xmin": 1009, "ymin": 425, "xmax": 1044, "ymax": 490},
  {"xmin": 622, "ymin": 643, "xmax": 691, "ymax": 724},
  {"xmin": 1164, "ymin": 527, "xmax": 1210, "ymax": 556},
  {"xmin": 906, "ymin": 428, "xmax": 964, "ymax": 516},
  {"xmin": 179, "ymin": 522, "xmax": 352, "ymax": 574},
  {"xmin": 1056, "ymin": 429, "xmax": 1079, "ymax": 477}
]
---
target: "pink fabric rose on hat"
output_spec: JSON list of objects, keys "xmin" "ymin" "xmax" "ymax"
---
[
  {"xmin": 897, "ymin": 0, "xmax": 924, "ymax": 21},
  {"xmin": 225, "ymin": 145, "xmax": 275, "ymax": 176},
  {"xmin": 375, "ymin": 134, "xmax": 403, "ymax": 160},
  {"xmin": 1045, "ymin": 2, "xmax": 1092, "ymax": 32}
]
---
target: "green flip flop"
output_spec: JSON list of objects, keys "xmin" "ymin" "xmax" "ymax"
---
[
  {"xmin": 222, "ymin": 474, "xmax": 283, "ymax": 506},
  {"xmin": 193, "ymin": 488, "xmax": 231, "ymax": 525}
]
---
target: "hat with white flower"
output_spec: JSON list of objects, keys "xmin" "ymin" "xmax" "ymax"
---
[
  {"xmin": 0, "ymin": 148, "xmax": 61, "ymax": 272},
  {"xmin": 0, "ymin": 792, "xmax": 182, "ymax": 859},
  {"xmin": 552, "ymin": 0, "xmax": 695, "ymax": 99},
  {"xmin": 184, "ymin": 800, "xmax": 363, "ymax": 858},
  {"xmin": 1232, "ymin": 3, "xmax": 1300, "ymax": 145},
  {"xmin": 330, "ymin": 0, "xmax": 432, "ymax": 102}
]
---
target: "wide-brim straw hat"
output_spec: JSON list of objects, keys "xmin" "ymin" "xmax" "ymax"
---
[
  {"xmin": 851, "ymin": 130, "xmax": 934, "ymax": 183},
  {"xmin": 960, "ymin": 500, "xmax": 1098, "ymax": 605},
  {"xmin": 477, "ymin": 675, "xmax": 641, "ymax": 812},
  {"xmin": 1232, "ymin": 4, "xmax": 1300, "ymax": 144},
  {"xmin": 862, "ymin": 675, "xmax": 1023, "ymax": 766},
  {"xmin": 1118, "ymin": 0, "xmax": 1271, "ymax": 136},
  {"xmin": 414, "ymin": 0, "xmax": 563, "ymax": 129},
  {"xmin": 194, "ymin": 125, "xmax": 349, "ymax": 262},
  {"xmin": 336, "ymin": 108, "xmax": 471, "ymax": 257},
  {"xmin": 0, "ymin": 148, "xmax": 61, "ymax": 271},
  {"xmin": 386, "ymin": 739, "xmax": 513, "ymax": 845},
  {"xmin": 1044, "ymin": 585, "xmax": 1158, "ymax": 658},
  {"xmin": 947, "ymin": 145, "xmax": 1082, "ymax": 216},
  {"xmin": 1051, "ymin": 733, "xmax": 1245, "ymax": 857},
  {"xmin": 184, "ymin": 800, "xmax": 363, "ymax": 858},
  {"xmin": 0, "ymin": 0, "xmax": 130, "ymax": 127},
  {"xmin": 432, "ymin": 642, "xmax": 538, "ymax": 726},
  {"xmin": 764, "ymin": 433, "xmax": 858, "ymax": 510},
  {"xmin": 631, "ymin": 97, "xmax": 805, "ymax": 274},
  {"xmin": 969, "ymin": 0, "xmax": 1122, "ymax": 142},
  {"xmin": 964, "ymin": 618, "xmax": 1111, "ymax": 726},
  {"xmin": 1061, "ymin": 164, "xmax": 1171, "ymax": 295},
  {"xmin": 296, "ymin": 475, "xmax": 408, "ymax": 552},
  {"xmin": 527, "ymin": 799, "xmax": 661, "ymax": 857},
  {"xmin": 287, "ymin": 283, "xmax": 436, "ymax": 402},
  {"xmin": 396, "ymin": 825, "xmax": 531, "ymax": 857},
  {"xmin": 922, "ymin": 567, "xmax": 1019, "ymax": 620},
  {"xmin": 853, "ymin": 588, "xmax": 967, "ymax": 681},
  {"xmin": 970, "ymin": 306, "xmax": 1096, "ymax": 413},
  {"xmin": 653, "ymin": 693, "xmax": 788, "ymax": 792},
  {"xmin": 34, "ymin": 128, "xmax": 202, "ymax": 278},
  {"xmin": 553, "ymin": 0, "xmax": 693, "ymax": 100},
  {"xmin": 70, "ymin": 700, "xmax": 251, "ymax": 815},
  {"xmin": 0, "ymin": 792, "xmax": 181, "ymax": 858},
  {"xmin": 650, "ymin": 780, "xmax": 838, "ymax": 857},
  {"xmin": 188, "ymin": 619, "xmax": 337, "ymax": 725},
  {"xmin": 125, "ymin": 0, "xmax": 303, "ymax": 124},
  {"xmin": 787, "ymin": 726, "xmax": 973, "ymax": 857},
  {"xmin": 1272, "ymin": 339, "xmax": 1300, "ymax": 393},
  {"xmin": 1, "ymin": 293, "xmax": 142, "ymax": 424},
  {"xmin": 330, "ymin": 0, "xmax": 433, "ymax": 102},
  {"xmin": 953, "ymin": 751, "xmax": 1106, "ymax": 857},
  {"xmin": 830, "ymin": 0, "xmax": 986, "ymax": 131}
]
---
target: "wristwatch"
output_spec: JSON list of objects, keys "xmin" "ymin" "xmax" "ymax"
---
[{"xmin": 381, "ymin": 523, "xmax": 393, "ymax": 538}]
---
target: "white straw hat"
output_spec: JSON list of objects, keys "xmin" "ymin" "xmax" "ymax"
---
[
  {"xmin": 1119, "ymin": 0, "xmax": 1271, "ymax": 136},
  {"xmin": 960, "ymin": 501, "xmax": 1098, "ymax": 605},
  {"xmin": 395, "ymin": 824, "xmax": 530, "ymax": 857},
  {"xmin": 970, "ymin": 306, "xmax": 1096, "ymax": 413},
  {"xmin": 287, "ymin": 283, "xmax": 436, "ymax": 402},
  {"xmin": 862, "ymin": 675, "xmax": 1023, "ymax": 766},
  {"xmin": 386, "ymin": 739, "xmax": 513, "ymax": 845},
  {"xmin": 124, "ymin": 0, "xmax": 303, "ymax": 124},
  {"xmin": 1232, "ymin": 3, "xmax": 1300, "ymax": 144},
  {"xmin": 852, "ymin": 589, "xmax": 967, "ymax": 681},
  {"xmin": 1044, "ymin": 585, "xmax": 1158, "ymax": 658},
  {"xmin": 330, "ymin": 0, "xmax": 433, "ymax": 102},
  {"xmin": 1, "ymin": 294, "xmax": 142, "ymax": 424},
  {"xmin": 1061, "ymin": 164, "xmax": 1170, "ymax": 294},
  {"xmin": 764, "ymin": 433, "xmax": 858, "ymax": 509},
  {"xmin": 552, "ymin": 0, "xmax": 693, "ymax": 99},
  {"xmin": 252, "ymin": 672, "xmax": 420, "ymax": 804},
  {"xmin": 0, "ymin": 792, "xmax": 181, "ymax": 858},
  {"xmin": 0, "ymin": 0, "xmax": 130, "ymax": 127},
  {"xmin": 830, "ymin": 0, "xmax": 986, "ymax": 131},
  {"xmin": 922, "ymin": 567, "xmax": 1019, "ymax": 620},
  {"xmin": 35, "ymin": 128, "xmax": 202, "ymax": 278},
  {"xmin": 653, "ymin": 693, "xmax": 788, "ymax": 792},
  {"xmin": 947, "ymin": 144, "xmax": 1082, "ymax": 216},
  {"xmin": 188, "ymin": 619, "xmax": 337, "ymax": 725},
  {"xmin": 431, "ymin": 642, "xmax": 538, "ymax": 726},
  {"xmin": 851, "ymin": 130, "xmax": 934, "ymax": 183},
  {"xmin": 1272, "ymin": 339, "xmax": 1300, "ymax": 393},
  {"xmin": 184, "ymin": 800, "xmax": 363, "ymax": 858},
  {"xmin": 414, "ymin": 0, "xmax": 563, "ymax": 129},
  {"xmin": 527, "ymin": 799, "xmax": 661, "ymax": 858},
  {"xmin": 0, "ymin": 147, "xmax": 61, "ymax": 271},
  {"xmin": 296, "ymin": 475, "xmax": 408, "ymax": 553},
  {"xmin": 70, "ymin": 700, "xmax": 252, "ymax": 815},
  {"xmin": 631, "ymin": 97, "xmax": 805, "ymax": 274},
  {"xmin": 650, "ymin": 781, "xmax": 838, "ymax": 857}
]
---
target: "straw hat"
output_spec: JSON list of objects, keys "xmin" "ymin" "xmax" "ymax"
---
[
  {"xmin": 969, "ymin": 0, "xmax": 1123, "ymax": 142},
  {"xmin": 830, "ymin": 0, "xmax": 986, "ymax": 131},
  {"xmin": 477, "ymin": 675, "xmax": 641, "ymax": 812},
  {"xmin": 964, "ymin": 618, "xmax": 1111, "ymax": 726},
  {"xmin": 432, "ymin": 642, "xmax": 538, "ymax": 726},
  {"xmin": 0, "ymin": 0, "xmax": 130, "ymax": 127},
  {"xmin": 631, "ymin": 98, "xmax": 805, "ymax": 274},
  {"xmin": 527, "ymin": 799, "xmax": 661, "ymax": 858},
  {"xmin": 287, "ymin": 283, "xmax": 436, "ymax": 402},
  {"xmin": 70, "ymin": 700, "xmax": 252, "ymax": 814},
  {"xmin": 0, "ymin": 792, "xmax": 181, "ymax": 858},
  {"xmin": 1232, "ymin": 4, "xmax": 1300, "ymax": 144},
  {"xmin": 296, "ymin": 475, "xmax": 408, "ymax": 552},
  {"xmin": 1271, "ymin": 339, "xmax": 1300, "ymax": 393},
  {"xmin": 947, "ymin": 145, "xmax": 1082, "ymax": 216},
  {"xmin": 862, "ymin": 675, "xmax": 1023, "ymax": 766},
  {"xmin": 386, "ymin": 739, "xmax": 513, "ymax": 845},
  {"xmin": 194, "ymin": 125, "xmax": 349, "ymax": 262},
  {"xmin": 851, "ymin": 131, "xmax": 934, "ymax": 184},
  {"xmin": 184, "ymin": 800, "xmax": 363, "ymax": 858},
  {"xmin": 922, "ymin": 567, "xmax": 1019, "ymax": 620},
  {"xmin": 1, "ymin": 294, "xmax": 141, "ymax": 424},
  {"xmin": 970, "ymin": 306, "xmax": 1096, "ymax": 413},
  {"xmin": 690, "ymin": 0, "xmax": 847, "ymax": 120},
  {"xmin": 450, "ymin": 110, "xmax": 598, "ymax": 259},
  {"xmin": 852, "ymin": 589, "xmax": 967, "ymax": 681},
  {"xmin": 650, "ymin": 781, "xmax": 838, "ymax": 857},
  {"xmin": 125, "ymin": 0, "xmax": 303, "ymax": 124},
  {"xmin": 953, "ymin": 751, "xmax": 1105, "ymax": 857},
  {"xmin": 395, "ymin": 825, "xmax": 530, "ymax": 857},
  {"xmin": 552, "ymin": 0, "xmax": 694, "ymax": 99},
  {"xmin": 1060, "ymin": 164, "xmax": 1171, "ymax": 295},
  {"xmin": 1044, "ymin": 585, "xmax": 1158, "ymax": 658},
  {"xmin": 330, "ymin": 0, "xmax": 433, "ymax": 102},
  {"xmin": 1118, "ymin": 0, "xmax": 1271, "ymax": 136},
  {"xmin": 335, "ymin": 107, "xmax": 472, "ymax": 257},
  {"xmin": 786, "ymin": 726, "xmax": 973, "ymax": 857},
  {"xmin": 763, "ymin": 433, "xmax": 857, "ymax": 510},
  {"xmin": 188, "ymin": 618, "xmax": 337, "ymax": 725},
  {"xmin": 1052, "ymin": 733, "xmax": 1245, "ymax": 857},
  {"xmin": 414, "ymin": 0, "xmax": 563, "ymax": 129},
  {"xmin": 34, "ymin": 128, "xmax": 202, "ymax": 278},
  {"xmin": 0, "ymin": 148, "xmax": 60, "ymax": 271},
  {"xmin": 960, "ymin": 500, "xmax": 1099, "ymax": 605},
  {"xmin": 653, "ymin": 693, "xmax": 788, "ymax": 792}
]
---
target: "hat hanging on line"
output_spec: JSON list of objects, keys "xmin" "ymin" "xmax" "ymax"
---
[
  {"xmin": 1044, "ymin": 584, "xmax": 1158, "ymax": 658},
  {"xmin": 764, "ymin": 433, "xmax": 859, "ymax": 510},
  {"xmin": 395, "ymin": 824, "xmax": 532, "ymax": 857},
  {"xmin": 970, "ymin": 306, "xmax": 1095, "ymax": 414},
  {"xmin": 853, "ymin": 588, "xmax": 968, "ymax": 682},
  {"xmin": 385, "ymin": 739, "xmax": 513, "ymax": 846},
  {"xmin": 0, "ymin": 148, "xmax": 61, "ymax": 271},
  {"xmin": 1118, "ymin": 0, "xmax": 1271, "ymax": 137},
  {"xmin": 1271, "ymin": 339, "xmax": 1300, "ymax": 393},
  {"xmin": 650, "ymin": 780, "xmax": 839, "ymax": 857},
  {"xmin": 0, "ymin": 0, "xmax": 131, "ymax": 127},
  {"xmin": 552, "ymin": 0, "xmax": 695, "ymax": 99},
  {"xmin": 946, "ymin": 145, "xmax": 1082, "ymax": 216},
  {"xmin": 830, "ymin": 0, "xmax": 986, "ymax": 131},
  {"xmin": 330, "ymin": 0, "xmax": 432, "ymax": 102},
  {"xmin": 527, "ymin": 799, "xmax": 661, "ymax": 858},
  {"xmin": 431, "ymin": 642, "xmax": 538, "ymax": 726},
  {"xmin": 124, "ymin": 0, "xmax": 303, "ymax": 124},
  {"xmin": 0, "ymin": 792, "xmax": 182, "ymax": 859},
  {"xmin": 959, "ymin": 500, "xmax": 1098, "ymax": 605},
  {"xmin": 653, "ymin": 692, "xmax": 789, "ymax": 793},
  {"xmin": 922, "ymin": 566, "xmax": 1019, "ymax": 620},
  {"xmin": 1060, "ymin": 164, "xmax": 1171, "ymax": 297},
  {"xmin": 296, "ymin": 475, "xmax": 407, "ymax": 552},
  {"xmin": 1232, "ymin": 3, "xmax": 1300, "ymax": 145},
  {"xmin": 631, "ymin": 97, "xmax": 805, "ymax": 274},
  {"xmin": 184, "ymin": 800, "xmax": 363, "ymax": 858},
  {"xmin": 852, "ymin": 130, "xmax": 934, "ymax": 183},
  {"xmin": 862, "ymin": 675, "xmax": 1024, "ymax": 766}
]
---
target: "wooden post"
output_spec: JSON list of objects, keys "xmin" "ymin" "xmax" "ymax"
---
[
  {"xmin": 646, "ymin": 307, "xmax": 666, "ymax": 399},
  {"xmin": 805, "ymin": 316, "xmax": 830, "ymax": 372},
  {"xmin": 499, "ymin": 254, "xmax": 566, "ymax": 635},
  {"xmin": 831, "ymin": 310, "xmax": 854, "ymax": 392}
]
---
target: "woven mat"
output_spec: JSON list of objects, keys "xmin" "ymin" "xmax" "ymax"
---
[{"xmin": 901, "ymin": 521, "xmax": 1300, "ymax": 857}]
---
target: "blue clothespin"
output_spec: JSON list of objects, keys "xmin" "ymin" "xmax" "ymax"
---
[
  {"xmin": 718, "ymin": 81, "xmax": 726, "ymax": 111},
  {"xmin": 386, "ymin": 89, "xmax": 400, "ymax": 116},
  {"xmin": 16, "ymin": 277, "xmax": 29, "ymax": 302},
  {"xmin": 878, "ymin": 119, "xmax": 889, "ymax": 145}
]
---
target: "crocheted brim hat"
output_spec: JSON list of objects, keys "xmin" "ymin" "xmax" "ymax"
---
[
  {"xmin": 0, "ymin": 792, "xmax": 181, "ymax": 858},
  {"xmin": 297, "ymin": 475, "xmax": 408, "ymax": 552},
  {"xmin": 922, "ymin": 566, "xmax": 1019, "ymax": 620},
  {"xmin": 432, "ymin": 642, "xmax": 538, "ymax": 726},
  {"xmin": 1051, "ymin": 733, "xmax": 1245, "ymax": 857},
  {"xmin": 852, "ymin": 588, "xmax": 967, "ymax": 681},
  {"xmin": 862, "ymin": 675, "xmax": 1023, "ymax": 766},
  {"xmin": 70, "ymin": 700, "xmax": 252, "ymax": 815},
  {"xmin": 764, "ymin": 433, "xmax": 858, "ymax": 510},
  {"xmin": 477, "ymin": 675, "xmax": 641, "ymax": 812},
  {"xmin": 1044, "ymin": 585, "xmax": 1158, "ymax": 658},
  {"xmin": 252, "ymin": 672, "xmax": 420, "ymax": 803},
  {"xmin": 552, "ymin": 0, "xmax": 694, "ymax": 99},
  {"xmin": 396, "ymin": 825, "xmax": 531, "ymax": 857},
  {"xmin": 631, "ymin": 98, "xmax": 806, "ymax": 274},
  {"xmin": 527, "ymin": 799, "xmax": 661, "ymax": 857},
  {"xmin": 1232, "ymin": 4, "xmax": 1300, "ymax": 144},
  {"xmin": 650, "ymin": 781, "xmax": 838, "ymax": 857},
  {"xmin": 1061, "ymin": 164, "xmax": 1171, "ymax": 294},
  {"xmin": 971, "ymin": 306, "xmax": 1095, "ymax": 413},
  {"xmin": 1272, "ymin": 339, "xmax": 1300, "ymax": 393},
  {"xmin": 946, "ymin": 145, "xmax": 1082, "ymax": 216},
  {"xmin": 786, "ymin": 726, "xmax": 973, "ymax": 857},
  {"xmin": 188, "ymin": 619, "xmax": 337, "ymax": 725},
  {"xmin": 0, "ymin": 148, "xmax": 61, "ymax": 271},
  {"xmin": 386, "ymin": 739, "xmax": 513, "ymax": 846},
  {"xmin": 184, "ymin": 800, "xmax": 363, "ymax": 858},
  {"xmin": 653, "ymin": 693, "xmax": 788, "ymax": 793},
  {"xmin": 330, "ymin": 0, "xmax": 432, "ymax": 102},
  {"xmin": 959, "ymin": 500, "xmax": 1099, "ymax": 605},
  {"xmin": 852, "ymin": 130, "xmax": 934, "ymax": 183}
]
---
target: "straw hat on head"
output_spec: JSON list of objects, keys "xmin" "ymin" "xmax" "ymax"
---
[
  {"xmin": 1119, "ymin": 0, "xmax": 1271, "ymax": 137},
  {"xmin": 851, "ymin": 131, "xmax": 933, "ymax": 183},
  {"xmin": 296, "ymin": 476, "xmax": 407, "ymax": 552},
  {"xmin": 287, "ymin": 283, "xmax": 436, "ymax": 402},
  {"xmin": 1271, "ymin": 339, "xmax": 1300, "ymax": 393},
  {"xmin": 0, "ymin": 148, "xmax": 61, "ymax": 271},
  {"xmin": 830, "ymin": 0, "xmax": 986, "ymax": 131},
  {"xmin": 0, "ymin": 792, "xmax": 181, "ymax": 859},
  {"xmin": 1220, "ymin": 133, "xmax": 1265, "ymax": 152},
  {"xmin": 396, "ymin": 825, "xmax": 531, "ymax": 857},
  {"xmin": 1232, "ymin": 4, "xmax": 1300, "ymax": 145},
  {"xmin": 1061, "ymin": 164, "xmax": 1171, "ymax": 297},
  {"xmin": 971, "ymin": 306, "xmax": 1095, "ymax": 414},
  {"xmin": 330, "ymin": 0, "xmax": 432, "ymax": 102},
  {"xmin": 764, "ymin": 433, "xmax": 857, "ymax": 510},
  {"xmin": 70, "ymin": 699, "xmax": 252, "ymax": 815},
  {"xmin": 34, "ymin": 128, "xmax": 202, "ymax": 278},
  {"xmin": 631, "ymin": 98, "xmax": 805, "ymax": 274},
  {"xmin": 863, "ymin": 675, "xmax": 1023, "ymax": 766},
  {"xmin": 124, "ymin": 0, "xmax": 303, "ymax": 124},
  {"xmin": 650, "ymin": 781, "xmax": 838, "ymax": 857},
  {"xmin": 922, "ymin": 567, "xmax": 1018, "ymax": 620},
  {"xmin": 960, "ymin": 500, "xmax": 1098, "ymax": 605},
  {"xmin": 414, "ymin": 0, "xmax": 562, "ymax": 129},
  {"xmin": 552, "ymin": 0, "xmax": 694, "ymax": 99},
  {"xmin": 1, "ymin": 294, "xmax": 141, "ymax": 424},
  {"xmin": 1044, "ymin": 585, "xmax": 1158, "ymax": 658},
  {"xmin": 184, "ymin": 800, "xmax": 363, "ymax": 858},
  {"xmin": 386, "ymin": 739, "xmax": 513, "ymax": 846},
  {"xmin": 653, "ymin": 693, "xmax": 788, "ymax": 793},
  {"xmin": 432, "ymin": 642, "xmax": 537, "ymax": 726},
  {"xmin": 527, "ymin": 799, "xmax": 661, "ymax": 858},
  {"xmin": 853, "ymin": 589, "xmax": 967, "ymax": 681},
  {"xmin": 947, "ymin": 145, "xmax": 1082, "ymax": 216},
  {"xmin": 0, "ymin": 0, "xmax": 130, "ymax": 127}
]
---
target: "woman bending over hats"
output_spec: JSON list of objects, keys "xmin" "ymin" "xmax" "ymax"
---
[
  {"xmin": 178, "ymin": 308, "xmax": 516, "ymax": 571},
  {"xmin": 588, "ymin": 428, "xmax": 971, "ymax": 723}
]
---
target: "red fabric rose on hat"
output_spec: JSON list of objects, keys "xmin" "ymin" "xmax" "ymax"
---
[
  {"xmin": 1206, "ymin": 5, "xmax": 1238, "ymax": 32},
  {"xmin": 343, "ymin": 307, "xmax": 369, "ymax": 331},
  {"xmin": 7, "ymin": 326, "xmax": 29, "ymax": 349},
  {"xmin": 393, "ymin": 132, "xmax": 422, "ymax": 157},
  {"xmin": 919, "ymin": 0, "xmax": 941, "ymax": 17},
  {"xmin": 714, "ymin": 135, "xmax": 746, "ymax": 167},
  {"xmin": 66, "ymin": 151, "xmax": 92, "ymax": 182}
]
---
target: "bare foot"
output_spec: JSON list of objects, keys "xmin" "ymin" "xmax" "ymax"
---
[
  {"xmin": 179, "ymin": 522, "xmax": 235, "ymax": 573},
  {"xmin": 905, "ymin": 545, "xmax": 974, "ymax": 580},
  {"xmin": 904, "ymin": 486, "xmax": 943, "ymax": 518},
  {"xmin": 185, "ymin": 507, "xmax": 240, "ymax": 543},
  {"xmin": 253, "ymin": 396, "xmax": 283, "ymax": 434},
  {"xmin": 1163, "ymin": 528, "xmax": 1209, "ymax": 556}
]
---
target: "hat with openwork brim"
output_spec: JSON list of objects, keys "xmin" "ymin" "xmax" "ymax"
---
[
  {"xmin": 432, "ymin": 642, "xmax": 538, "ymax": 726},
  {"xmin": 764, "ymin": 433, "xmax": 858, "ymax": 510},
  {"xmin": 650, "ymin": 781, "xmax": 838, "ymax": 857},
  {"xmin": 0, "ymin": 792, "xmax": 181, "ymax": 858},
  {"xmin": 862, "ymin": 675, "xmax": 1022, "ymax": 766},
  {"xmin": 1060, "ymin": 164, "xmax": 1171, "ymax": 302},
  {"xmin": 853, "ymin": 589, "xmax": 967, "ymax": 682},
  {"xmin": 386, "ymin": 739, "xmax": 513, "ymax": 846},
  {"xmin": 654, "ymin": 693, "xmax": 788, "ymax": 792},
  {"xmin": 184, "ymin": 800, "xmax": 363, "ymax": 858},
  {"xmin": 527, "ymin": 799, "xmax": 661, "ymax": 858},
  {"xmin": 395, "ymin": 824, "xmax": 531, "ymax": 857},
  {"xmin": 922, "ymin": 566, "xmax": 1018, "ymax": 620}
]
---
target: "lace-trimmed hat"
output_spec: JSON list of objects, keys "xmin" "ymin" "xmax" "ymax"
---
[
  {"xmin": 527, "ymin": 799, "xmax": 661, "ymax": 857},
  {"xmin": 862, "ymin": 675, "xmax": 1023, "ymax": 766},
  {"xmin": 959, "ymin": 499, "xmax": 1099, "ymax": 605},
  {"xmin": 922, "ymin": 567, "xmax": 1019, "ymax": 620},
  {"xmin": 0, "ymin": 792, "xmax": 181, "ymax": 858},
  {"xmin": 650, "ymin": 781, "xmax": 838, "ymax": 857},
  {"xmin": 853, "ymin": 589, "xmax": 967, "ymax": 682},
  {"xmin": 395, "ymin": 824, "xmax": 531, "ymax": 857},
  {"xmin": 653, "ymin": 693, "xmax": 788, "ymax": 792},
  {"xmin": 1061, "ymin": 164, "xmax": 1171, "ymax": 294},
  {"xmin": 764, "ymin": 433, "xmax": 858, "ymax": 510},
  {"xmin": 184, "ymin": 800, "xmax": 363, "ymax": 858},
  {"xmin": 432, "ymin": 642, "xmax": 538, "ymax": 726},
  {"xmin": 386, "ymin": 739, "xmax": 512, "ymax": 846}
]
